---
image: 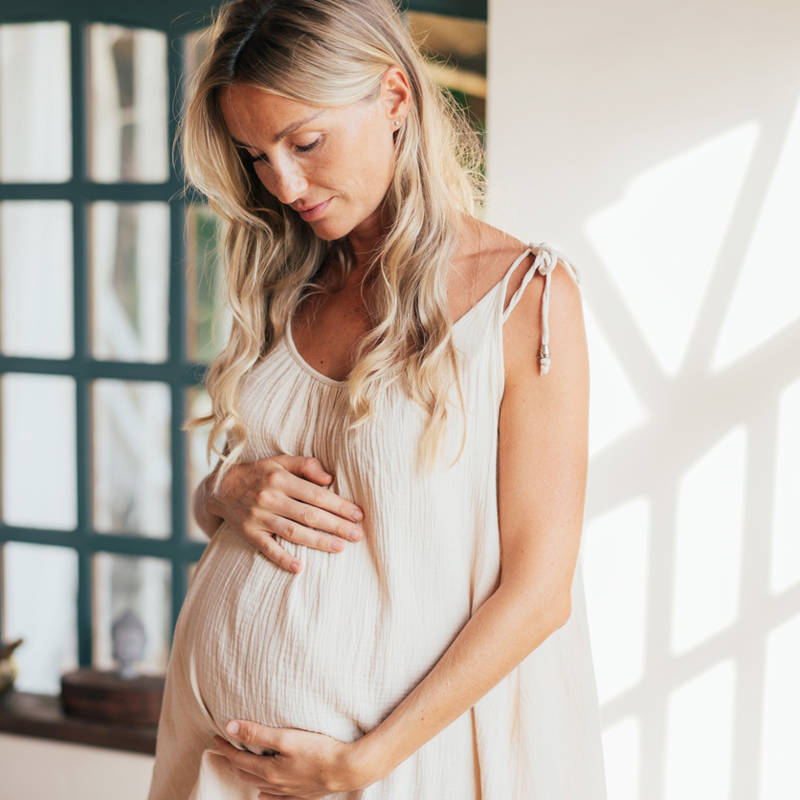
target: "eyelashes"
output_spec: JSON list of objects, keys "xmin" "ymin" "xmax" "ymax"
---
[{"xmin": 239, "ymin": 138, "xmax": 321, "ymax": 166}]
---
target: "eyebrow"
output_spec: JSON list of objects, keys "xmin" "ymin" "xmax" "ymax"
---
[{"xmin": 231, "ymin": 110, "xmax": 326, "ymax": 149}]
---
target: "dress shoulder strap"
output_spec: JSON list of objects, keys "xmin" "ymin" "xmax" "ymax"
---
[{"xmin": 501, "ymin": 241, "xmax": 581, "ymax": 375}]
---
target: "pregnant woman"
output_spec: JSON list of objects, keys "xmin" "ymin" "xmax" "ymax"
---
[{"xmin": 147, "ymin": 0, "xmax": 607, "ymax": 797}]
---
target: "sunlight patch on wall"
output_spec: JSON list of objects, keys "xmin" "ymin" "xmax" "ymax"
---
[
  {"xmin": 583, "ymin": 497, "xmax": 649, "ymax": 704},
  {"xmin": 583, "ymin": 301, "xmax": 648, "ymax": 456},
  {"xmin": 713, "ymin": 93, "xmax": 800, "ymax": 372},
  {"xmin": 585, "ymin": 122, "xmax": 759, "ymax": 376},
  {"xmin": 601, "ymin": 714, "xmax": 640, "ymax": 800},
  {"xmin": 665, "ymin": 659, "xmax": 735, "ymax": 800},
  {"xmin": 759, "ymin": 614, "xmax": 800, "ymax": 799},
  {"xmin": 771, "ymin": 376, "xmax": 800, "ymax": 594},
  {"xmin": 671, "ymin": 425, "xmax": 745, "ymax": 654}
]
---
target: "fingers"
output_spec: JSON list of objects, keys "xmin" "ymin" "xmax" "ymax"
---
[
  {"xmin": 230, "ymin": 456, "xmax": 367, "ymax": 573},
  {"xmin": 214, "ymin": 736, "xmax": 269, "ymax": 778},
  {"xmin": 241, "ymin": 510, "xmax": 361, "ymax": 575},
  {"xmin": 275, "ymin": 457, "xmax": 364, "ymax": 521},
  {"xmin": 271, "ymin": 454, "xmax": 331, "ymax": 486},
  {"xmin": 278, "ymin": 467, "xmax": 364, "ymax": 525},
  {"xmin": 244, "ymin": 524, "xmax": 305, "ymax": 574},
  {"xmin": 296, "ymin": 455, "xmax": 335, "ymax": 487},
  {"xmin": 271, "ymin": 497, "xmax": 365, "ymax": 545}
]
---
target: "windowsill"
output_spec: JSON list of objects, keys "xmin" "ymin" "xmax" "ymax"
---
[{"xmin": 0, "ymin": 688, "xmax": 157, "ymax": 755}]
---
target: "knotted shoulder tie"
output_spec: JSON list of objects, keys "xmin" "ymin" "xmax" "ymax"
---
[{"xmin": 522, "ymin": 241, "xmax": 581, "ymax": 375}]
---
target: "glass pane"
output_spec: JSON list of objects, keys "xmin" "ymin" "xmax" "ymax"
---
[
  {"xmin": 0, "ymin": 22, "xmax": 71, "ymax": 182},
  {"xmin": 92, "ymin": 379, "xmax": 171, "ymax": 537},
  {"xmin": 1, "ymin": 201, "xmax": 73, "ymax": 358},
  {"xmin": 89, "ymin": 202, "xmax": 169, "ymax": 362},
  {"xmin": 2, "ymin": 541, "xmax": 78, "ymax": 694},
  {"xmin": 185, "ymin": 204, "xmax": 230, "ymax": 363},
  {"xmin": 87, "ymin": 24, "xmax": 168, "ymax": 182},
  {"xmin": 405, "ymin": 10, "xmax": 486, "ymax": 134},
  {"xmin": 1, "ymin": 373, "xmax": 76, "ymax": 529},
  {"xmin": 185, "ymin": 385, "xmax": 225, "ymax": 542},
  {"xmin": 92, "ymin": 552, "xmax": 171, "ymax": 675}
]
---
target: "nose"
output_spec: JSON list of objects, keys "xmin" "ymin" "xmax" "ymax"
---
[{"xmin": 266, "ymin": 161, "xmax": 309, "ymax": 206}]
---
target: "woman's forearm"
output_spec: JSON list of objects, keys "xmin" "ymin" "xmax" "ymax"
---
[
  {"xmin": 192, "ymin": 469, "xmax": 225, "ymax": 539},
  {"xmin": 351, "ymin": 581, "xmax": 571, "ymax": 785}
]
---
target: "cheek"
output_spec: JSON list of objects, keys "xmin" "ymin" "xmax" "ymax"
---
[{"xmin": 343, "ymin": 132, "xmax": 395, "ymax": 198}]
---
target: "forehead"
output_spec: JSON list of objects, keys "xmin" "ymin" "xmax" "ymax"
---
[{"xmin": 218, "ymin": 84, "xmax": 326, "ymax": 146}]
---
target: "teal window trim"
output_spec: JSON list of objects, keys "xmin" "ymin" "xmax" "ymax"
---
[
  {"xmin": 400, "ymin": 0, "xmax": 487, "ymax": 20},
  {"xmin": 0, "ymin": 8, "xmax": 209, "ymax": 672},
  {"xmin": 2, "ymin": 1, "xmax": 487, "ymax": 28}
]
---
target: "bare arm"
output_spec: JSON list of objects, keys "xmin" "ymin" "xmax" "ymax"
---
[
  {"xmin": 351, "ymin": 263, "xmax": 589, "ymax": 786},
  {"xmin": 192, "ymin": 465, "xmax": 225, "ymax": 539},
  {"xmin": 192, "ymin": 439, "xmax": 230, "ymax": 539}
]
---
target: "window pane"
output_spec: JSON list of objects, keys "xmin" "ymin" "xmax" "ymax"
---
[
  {"xmin": 89, "ymin": 202, "xmax": 169, "ymax": 362},
  {"xmin": 185, "ymin": 204, "xmax": 230, "ymax": 363},
  {"xmin": 185, "ymin": 385, "xmax": 225, "ymax": 542},
  {"xmin": 92, "ymin": 379, "xmax": 171, "ymax": 537},
  {"xmin": 405, "ymin": 10, "xmax": 487, "ymax": 124},
  {"xmin": 1, "ymin": 201, "xmax": 73, "ymax": 358},
  {"xmin": 92, "ymin": 552, "xmax": 171, "ymax": 675},
  {"xmin": 86, "ymin": 24, "xmax": 168, "ymax": 183},
  {"xmin": 1, "ymin": 373, "xmax": 76, "ymax": 529},
  {"xmin": 0, "ymin": 22, "xmax": 71, "ymax": 182},
  {"xmin": 2, "ymin": 542, "xmax": 78, "ymax": 694}
]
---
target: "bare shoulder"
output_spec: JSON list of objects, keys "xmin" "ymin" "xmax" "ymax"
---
[
  {"xmin": 457, "ymin": 218, "xmax": 588, "ymax": 392},
  {"xmin": 455, "ymin": 216, "xmax": 531, "ymax": 297}
]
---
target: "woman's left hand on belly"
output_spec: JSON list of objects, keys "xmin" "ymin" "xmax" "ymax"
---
[{"xmin": 212, "ymin": 719, "xmax": 374, "ymax": 797}]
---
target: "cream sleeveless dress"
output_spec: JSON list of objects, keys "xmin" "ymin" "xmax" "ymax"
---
[{"xmin": 147, "ymin": 241, "xmax": 607, "ymax": 799}]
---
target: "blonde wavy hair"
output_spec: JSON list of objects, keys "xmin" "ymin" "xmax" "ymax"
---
[{"xmin": 179, "ymin": 0, "xmax": 486, "ymax": 495}]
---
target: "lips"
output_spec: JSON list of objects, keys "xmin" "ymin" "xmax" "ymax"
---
[{"xmin": 297, "ymin": 197, "xmax": 333, "ymax": 220}]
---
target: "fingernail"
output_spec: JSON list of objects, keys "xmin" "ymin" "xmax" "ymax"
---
[
  {"xmin": 350, "ymin": 508, "xmax": 363, "ymax": 521},
  {"xmin": 227, "ymin": 721, "xmax": 240, "ymax": 734}
]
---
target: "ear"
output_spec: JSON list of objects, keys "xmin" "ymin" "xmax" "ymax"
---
[{"xmin": 381, "ymin": 64, "xmax": 412, "ymax": 125}]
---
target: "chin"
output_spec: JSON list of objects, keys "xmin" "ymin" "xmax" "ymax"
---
[
  {"xmin": 308, "ymin": 219, "xmax": 349, "ymax": 241},
  {"xmin": 307, "ymin": 225, "xmax": 339, "ymax": 242}
]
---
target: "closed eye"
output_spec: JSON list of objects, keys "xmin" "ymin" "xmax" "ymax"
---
[{"xmin": 239, "ymin": 138, "xmax": 321, "ymax": 166}]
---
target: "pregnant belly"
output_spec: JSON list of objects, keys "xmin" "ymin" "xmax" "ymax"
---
[{"xmin": 172, "ymin": 523, "xmax": 410, "ymax": 745}]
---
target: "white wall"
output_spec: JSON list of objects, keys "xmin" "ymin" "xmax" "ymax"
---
[
  {"xmin": 0, "ymin": 733, "xmax": 153, "ymax": 800},
  {"xmin": 487, "ymin": 1, "xmax": 800, "ymax": 799}
]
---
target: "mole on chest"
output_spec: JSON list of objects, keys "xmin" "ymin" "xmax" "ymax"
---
[{"xmin": 290, "ymin": 294, "xmax": 371, "ymax": 382}]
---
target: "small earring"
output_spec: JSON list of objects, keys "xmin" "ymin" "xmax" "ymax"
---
[{"xmin": 394, "ymin": 119, "xmax": 401, "ymax": 126}]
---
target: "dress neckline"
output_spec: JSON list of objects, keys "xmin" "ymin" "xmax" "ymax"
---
[{"xmin": 283, "ymin": 245, "xmax": 534, "ymax": 387}]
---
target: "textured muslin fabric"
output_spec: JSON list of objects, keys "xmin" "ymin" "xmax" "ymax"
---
[{"xmin": 147, "ymin": 241, "xmax": 608, "ymax": 799}]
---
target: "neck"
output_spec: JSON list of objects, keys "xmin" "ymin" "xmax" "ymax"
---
[{"xmin": 346, "ymin": 200, "xmax": 395, "ymax": 271}]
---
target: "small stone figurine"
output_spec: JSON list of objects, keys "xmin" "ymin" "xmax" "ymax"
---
[
  {"xmin": 111, "ymin": 609, "xmax": 147, "ymax": 680},
  {"xmin": 0, "ymin": 637, "xmax": 23, "ymax": 695}
]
